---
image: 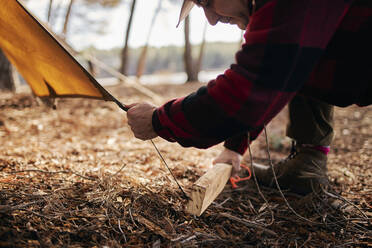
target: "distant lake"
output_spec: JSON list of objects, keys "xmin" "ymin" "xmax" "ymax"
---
[{"xmin": 97, "ymin": 69, "xmax": 224, "ymax": 86}]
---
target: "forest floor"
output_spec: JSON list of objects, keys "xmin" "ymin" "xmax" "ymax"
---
[{"xmin": 0, "ymin": 83, "xmax": 371, "ymax": 247}]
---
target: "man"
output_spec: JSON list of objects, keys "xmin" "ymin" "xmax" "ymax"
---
[{"xmin": 127, "ymin": 0, "xmax": 372, "ymax": 195}]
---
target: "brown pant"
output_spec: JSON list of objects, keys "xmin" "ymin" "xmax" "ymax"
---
[{"xmin": 286, "ymin": 95, "xmax": 334, "ymax": 146}]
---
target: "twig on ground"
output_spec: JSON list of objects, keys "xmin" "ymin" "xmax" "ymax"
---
[
  {"xmin": 118, "ymin": 219, "xmax": 127, "ymax": 243},
  {"xmin": 219, "ymin": 212, "xmax": 278, "ymax": 236},
  {"xmin": 299, "ymin": 233, "xmax": 312, "ymax": 248},
  {"xmin": 263, "ymin": 126, "xmax": 322, "ymax": 225},
  {"xmin": 112, "ymin": 163, "xmax": 127, "ymax": 177},
  {"xmin": 321, "ymin": 186, "xmax": 370, "ymax": 221},
  {"xmin": 247, "ymin": 133, "xmax": 275, "ymax": 226},
  {"xmin": 105, "ymin": 207, "xmax": 121, "ymax": 235},
  {"xmin": 136, "ymin": 215, "xmax": 173, "ymax": 240},
  {"xmin": 180, "ymin": 235, "xmax": 197, "ymax": 244},
  {"xmin": 213, "ymin": 197, "xmax": 231, "ymax": 208},
  {"xmin": 0, "ymin": 199, "xmax": 44, "ymax": 213},
  {"xmin": 24, "ymin": 209, "xmax": 53, "ymax": 219},
  {"xmin": 128, "ymin": 207, "xmax": 137, "ymax": 228}
]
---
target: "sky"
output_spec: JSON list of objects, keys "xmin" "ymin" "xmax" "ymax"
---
[{"xmin": 26, "ymin": 0, "xmax": 243, "ymax": 51}]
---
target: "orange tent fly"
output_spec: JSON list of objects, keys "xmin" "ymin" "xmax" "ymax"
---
[{"xmin": 0, "ymin": 0, "xmax": 127, "ymax": 111}]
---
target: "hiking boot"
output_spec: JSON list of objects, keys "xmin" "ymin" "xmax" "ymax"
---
[{"xmin": 251, "ymin": 144, "xmax": 329, "ymax": 195}]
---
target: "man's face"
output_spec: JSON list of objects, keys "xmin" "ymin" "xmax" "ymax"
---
[{"xmin": 192, "ymin": 0, "xmax": 250, "ymax": 30}]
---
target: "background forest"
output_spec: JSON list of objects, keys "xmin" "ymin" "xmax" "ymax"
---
[{"xmin": 1, "ymin": 0, "xmax": 243, "ymax": 91}]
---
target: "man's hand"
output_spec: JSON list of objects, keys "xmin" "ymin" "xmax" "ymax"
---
[
  {"xmin": 213, "ymin": 148, "xmax": 242, "ymax": 178},
  {"xmin": 127, "ymin": 102, "xmax": 158, "ymax": 140}
]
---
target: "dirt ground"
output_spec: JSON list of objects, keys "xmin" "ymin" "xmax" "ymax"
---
[{"xmin": 0, "ymin": 83, "xmax": 371, "ymax": 247}]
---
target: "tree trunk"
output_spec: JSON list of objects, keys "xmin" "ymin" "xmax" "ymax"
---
[
  {"xmin": 62, "ymin": 0, "xmax": 75, "ymax": 38},
  {"xmin": 196, "ymin": 21, "xmax": 207, "ymax": 76},
  {"xmin": 47, "ymin": 0, "xmax": 54, "ymax": 23},
  {"xmin": 136, "ymin": 45, "xmax": 148, "ymax": 79},
  {"xmin": 88, "ymin": 60, "xmax": 97, "ymax": 77},
  {"xmin": 184, "ymin": 16, "xmax": 198, "ymax": 82},
  {"xmin": 50, "ymin": 1, "xmax": 62, "ymax": 28},
  {"xmin": 136, "ymin": 0, "xmax": 162, "ymax": 79},
  {"xmin": 120, "ymin": 0, "xmax": 137, "ymax": 75},
  {"xmin": 0, "ymin": 49, "xmax": 15, "ymax": 91}
]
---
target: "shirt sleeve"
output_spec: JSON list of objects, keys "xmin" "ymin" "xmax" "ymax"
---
[{"xmin": 152, "ymin": 0, "xmax": 351, "ymax": 155}]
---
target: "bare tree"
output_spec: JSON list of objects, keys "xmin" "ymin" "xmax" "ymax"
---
[
  {"xmin": 136, "ymin": 0, "xmax": 163, "ymax": 79},
  {"xmin": 48, "ymin": 0, "xmax": 62, "ymax": 28},
  {"xmin": 87, "ymin": 60, "xmax": 97, "ymax": 77},
  {"xmin": 196, "ymin": 21, "xmax": 208, "ymax": 76},
  {"xmin": 120, "ymin": 0, "xmax": 137, "ymax": 75},
  {"xmin": 0, "ymin": 49, "xmax": 15, "ymax": 91},
  {"xmin": 47, "ymin": 0, "xmax": 54, "ymax": 22},
  {"xmin": 184, "ymin": 16, "xmax": 198, "ymax": 82},
  {"xmin": 54, "ymin": 0, "xmax": 122, "ymax": 76},
  {"xmin": 62, "ymin": 0, "xmax": 75, "ymax": 38}
]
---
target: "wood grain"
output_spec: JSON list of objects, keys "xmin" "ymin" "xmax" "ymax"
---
[{"xmin": 186, "ymin": 163, "xmax": 232, "ymax": 216}]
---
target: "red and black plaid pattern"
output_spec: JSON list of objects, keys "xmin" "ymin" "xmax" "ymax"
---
[{"xmin": 153, "ymin": 0, "xmax": 372, "ymax": 155}]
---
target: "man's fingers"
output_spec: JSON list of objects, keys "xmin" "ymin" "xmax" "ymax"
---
[
  {"xmin": 213, "ymin": 159, "xmax": 240, "ymax": 177},
  {"xmin": 126, "ymin": 103, "xmax": 138, "ymax": 109},
  {"xmin": 124, "ymin": 102, "xmax": 158, "ymax": 141},
  {"xmin": 213, "ymin": 148, "xmax": 242, "ymax": 177},
  {"xmin": 231, "ymin": 162, "xmax": 241, "ymax": 178},
  {"xmin": 212, "ymin": 158, "xmax": 229, "ymax": 165}
]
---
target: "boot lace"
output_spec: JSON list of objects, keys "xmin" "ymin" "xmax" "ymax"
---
[{"xmin": 278, "ymin": 140, "xmax": 298, "ymax": 165}]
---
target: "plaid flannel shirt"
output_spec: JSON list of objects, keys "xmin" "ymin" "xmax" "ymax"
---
[{"xmin": 152, "ymin": 0, "xmax": 372, "ymax": 155}]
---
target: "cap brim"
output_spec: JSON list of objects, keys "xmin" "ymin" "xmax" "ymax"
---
[{"xmin": 177, "ymin": 1, "xmax": 195, "ymax": 27}]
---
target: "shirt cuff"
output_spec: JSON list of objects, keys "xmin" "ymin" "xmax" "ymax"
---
[
  {"xmin": 152, "ymin": 108, "xmax": 175, "ymax": 143},
  {"xmin": 223, "ymin": 133, "xmax": 248, "ymax": 155}
]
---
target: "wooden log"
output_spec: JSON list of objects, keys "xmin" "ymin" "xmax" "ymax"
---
[{"xmin": 186, "ymin": 163, "xmax": 232, "ymax": 216}]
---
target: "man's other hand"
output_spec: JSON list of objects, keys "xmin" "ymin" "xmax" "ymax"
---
[
  {"xmin": 213, "ymin": 148, "xmax": 242, "ymax": 178},
  {"xmin": 127, "ymin": 102, "xmax": 158, "ymax": 140}
]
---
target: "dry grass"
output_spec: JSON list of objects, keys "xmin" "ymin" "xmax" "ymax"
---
[{"xmin": 0, "ymin": 84, "xmax": 371, "ymax": 247}]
